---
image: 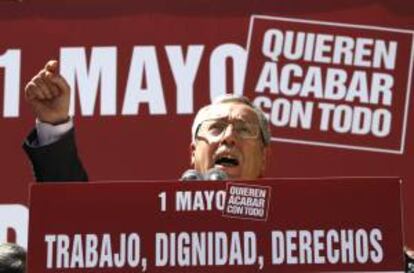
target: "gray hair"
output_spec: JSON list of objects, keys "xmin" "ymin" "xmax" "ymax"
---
[
  {"xmin": 0, "ymin": 243, "xmax": 26, "ymax": 273},
  {"xmin": 191, "ymin": 94, "xmax": 270, "ymax": 146}
]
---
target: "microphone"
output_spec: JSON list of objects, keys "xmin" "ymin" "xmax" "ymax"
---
[
  {"xmin": 204, "ymin": 168, "xmax": 228, "ymax": 181},
  {"xmin": 180, "ymin": 169, "xmax": 204, "ymax": 181}
]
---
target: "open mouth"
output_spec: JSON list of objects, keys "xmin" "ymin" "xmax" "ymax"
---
[{"xmin": 214, "ymin": 156, "xmax": 239, "ymax": 167}]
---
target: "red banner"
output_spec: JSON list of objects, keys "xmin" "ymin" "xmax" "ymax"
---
[
  {"xmin": 0, "ymin": 0, "xmax": 413, "ymax": 250},
  {"xmin": 28, "ymin": 178, "xmax": 404, "ymax": 272}
]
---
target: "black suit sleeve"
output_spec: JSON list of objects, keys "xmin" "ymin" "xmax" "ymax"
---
[{"xmin": 23, "ymin": 128, "xmax": 88, "ymax": 182}]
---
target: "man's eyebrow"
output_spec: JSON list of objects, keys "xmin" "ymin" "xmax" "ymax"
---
[
  {"xmin": 218, "ymin": 117, "xmax": 258, "ymax": 124},
  {"xmin": 207, "ymin": 116, "xmax": 228, "ymax": 122},
  {"xmin": 231, "ymin": 116, "xmax": 257, "ymax": 123},
  {"xmin": 208, "ymin": 114, "xmax": 255, "ymax": 123}
]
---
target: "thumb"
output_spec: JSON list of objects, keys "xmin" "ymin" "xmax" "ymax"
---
[{"xmin": 45, "ymin": 60, "xmax": 59, "ymax": 73}]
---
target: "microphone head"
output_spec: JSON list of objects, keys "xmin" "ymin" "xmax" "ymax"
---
[
  {"xmin": 205, "ymin": 168, "xmax": 229, "ymax": 181},
  {"xmin": 180, "ymin": 169, "xmax": 204, "ymax": 181}
]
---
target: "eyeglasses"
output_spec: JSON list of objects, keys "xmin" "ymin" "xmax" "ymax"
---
[{"xmin": 196, "ymin": 119, "xmax": 260, "ymax": 141}]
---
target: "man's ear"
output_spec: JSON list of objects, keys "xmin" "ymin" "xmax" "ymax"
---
[{"xmin": 189, "ymin": 142, "xmax": 196, "ymax": 167}]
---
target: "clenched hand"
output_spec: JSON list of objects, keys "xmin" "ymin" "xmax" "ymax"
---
[{"xmin": 25, "ymin": 60, "xmax": 70, "ymax": 125}]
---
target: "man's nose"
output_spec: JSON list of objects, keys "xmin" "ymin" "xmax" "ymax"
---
[{"xmin": 220, "ymin": 124, "xmax": 237, "ymax": 146}]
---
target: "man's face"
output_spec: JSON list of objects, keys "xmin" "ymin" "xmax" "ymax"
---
[{"xmin": 191, "ymin": 102, "xmax": 269, "ymax": 180}]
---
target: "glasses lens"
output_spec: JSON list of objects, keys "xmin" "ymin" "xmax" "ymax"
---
[
  {"xmin": 202, "ymin": 120, "xmax": 226, "ymax": 136},
  {"xmin": 234, "ymin": 121, "xmax": 258, "ymax": 138}
]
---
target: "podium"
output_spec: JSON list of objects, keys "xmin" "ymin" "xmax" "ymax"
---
[{"xmin": 28, "ymin": 178, "xmax": 405, "ymax": 273}]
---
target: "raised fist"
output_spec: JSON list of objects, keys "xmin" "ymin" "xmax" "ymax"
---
[{"xmin": 25, "ymin": 60, "xmax": 70, "ymax": 125}]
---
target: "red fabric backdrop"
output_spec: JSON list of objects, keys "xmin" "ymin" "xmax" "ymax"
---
[{"xmin": 0, "ymin": 0, "xmax": 413, "ymax": 248}]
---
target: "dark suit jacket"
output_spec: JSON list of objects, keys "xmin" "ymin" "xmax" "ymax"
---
[{"xmin": 23, "ymin": 128, "xmax": 88, "ymax": 182}]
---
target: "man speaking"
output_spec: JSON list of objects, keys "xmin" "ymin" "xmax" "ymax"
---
[
  {"xmin": 22, "ymin": 61, "xmax": 414, "ymax": 270},
  {"xmin": 23, "ymin": 60, "xmax": 271, "ymax": 182}
]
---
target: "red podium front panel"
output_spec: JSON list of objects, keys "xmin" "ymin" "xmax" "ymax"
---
[{"xmin": 28, "ymin": 178, "xmax": 404, "ymax": 273}]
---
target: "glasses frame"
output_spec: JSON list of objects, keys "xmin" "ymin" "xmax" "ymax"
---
[{"xmin": 196, "ymin": 118, "xmax": 261, "ymax": 142}]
